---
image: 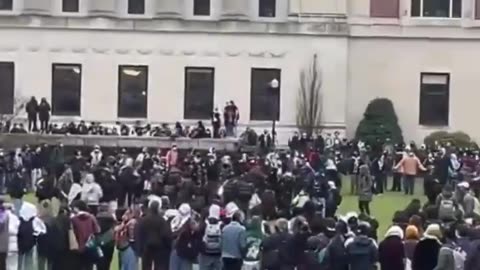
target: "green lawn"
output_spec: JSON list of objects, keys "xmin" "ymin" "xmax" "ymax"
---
[{"xmin": 16, "ymin": 175, "xmax": 424, "ymax": 269}]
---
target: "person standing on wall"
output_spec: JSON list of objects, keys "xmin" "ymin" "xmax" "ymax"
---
[
  {"xmin": 25, "ymin": 97, "xmax": 38, "ymax": 132},
  {"xmin": 38, "ymin": 98, "xmax": 51, "ymax": 133}
]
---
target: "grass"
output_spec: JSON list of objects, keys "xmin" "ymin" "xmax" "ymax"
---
[{"xmin": 16, "ymin": 175, "xmax": 424, "ymax": 269}]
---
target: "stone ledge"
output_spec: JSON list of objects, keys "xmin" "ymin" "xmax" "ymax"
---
[{"xmin": 0, "ymin": 134, "xmax": 240, "ymax": 151}]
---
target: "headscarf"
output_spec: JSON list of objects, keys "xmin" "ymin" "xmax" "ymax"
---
[
  {"xmin": 171, "ymin": 203, "xmax": 191, "ymax": 232},
  {"xmin": 225, "ymin": 202, "xmax": 240, "ymax": 218},
  {"xmin": 385, "ymin": 225, "xmax": 404, "ymax": 239},
  {"xmin": 208, "ymin": 204, "xmax": 221, "ymax": 220}
]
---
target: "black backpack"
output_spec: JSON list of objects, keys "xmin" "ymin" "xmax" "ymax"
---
[
  {"xmin": 36, "ymin": 217, "xmax": 60, "ymax": 259},
  {"xmin": 18, "ymin": 217, "xmax": 36, "ymax": 254}
]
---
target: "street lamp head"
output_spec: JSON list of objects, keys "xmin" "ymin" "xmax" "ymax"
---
[{"xmin": 270, "ymin": 78, "xmax": 279, "ymax": 89}]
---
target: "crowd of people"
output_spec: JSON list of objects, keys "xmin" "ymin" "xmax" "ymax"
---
[
  {"xmin": 0, "ymin": 131, "xmax": 480, "ymax": 270},
  {"xmin": 0, "ymin": 98, "xmax": 242, "ymax": 141}
]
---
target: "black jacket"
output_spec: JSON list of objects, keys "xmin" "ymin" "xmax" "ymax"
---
[{"xmin": 412, "ymin": 237, "xmax": 441, "ymax": 270}]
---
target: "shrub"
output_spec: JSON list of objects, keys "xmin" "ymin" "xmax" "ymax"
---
[
  {"xmin": 424, "ymin": 131, "xmax": 478, "ymax": 149},
  {"xmin": 355, "ymin": 98, "xmax": 404, "ymax": 147}
]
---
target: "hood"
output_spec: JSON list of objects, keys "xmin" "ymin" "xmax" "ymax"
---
[
  {"xmin": 84, "ymin": 173, "xmax": 95, "ymax": 184},
  {"xmin": 225, "ymin": 202, "xmax": 240, "ymax": 218},
  {"xmin": 385, "ymin": 225, "xmax": 404, "ymax": 239},
  {"xmin": 208, "ymin": 204, "xmax": 221, "ymax": 219}
]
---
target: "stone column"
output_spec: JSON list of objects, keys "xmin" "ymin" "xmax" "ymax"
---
[
  {"xmin": 23, "ymin": 0, "xmax": 52, "ymax": 15},
  {"xmin": 154, "ymin": 0, "xmax": 184, "ymax": 19},
  {"xmin": 88, "ymin": 0, "xmax": 117, "ymax": 17},
  {"xmin": 220, "ymin": 0, "xmax": 250, "ymax": 20}
]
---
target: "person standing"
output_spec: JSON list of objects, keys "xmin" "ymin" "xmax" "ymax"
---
[
  {"xmin": 199, "ymin": 204, "xmax": 222, "ymax": 270},
  {"xmin": 358, "ymin": 165, "xmax": 373, "ymax": 216},
  {"xmin": 394, "ymin": 149, "xmax": 427, "ymax": 195},
  {"xmin": 379, "ymin": 226, "xmax": 405, "ymax": 270},
  {"xmin": 38, "ymin": 98, "xmax": 51, "ymax": 133},
  {"xmin": 211, "ymin": 108, "xmax": 221, "ymax": 139},
  {"xmin": 372, "ymin": 152, "xmax": 387, "ymax": 195},
  {"xmin": 95, "ymin": 203, "xmax": 116, "ymax": 270},
  {"xmin": 345, "ymin": 223, "xmax": 378, "ymax": 270},
  {"xmin": 221, "ymin": 211, "xmax": 247, "ymax": 270},
  {"xmin": 25, "ymin": 97, "xmax": 38, "ymax": 132}
]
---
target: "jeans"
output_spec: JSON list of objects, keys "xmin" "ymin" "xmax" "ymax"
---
[
  {"xmin": 6, "ymin": 252, "xmax": 17, "ymax": 270},
  {"xmin": 38, "ymin": 255, "xmax": 53, "ymax": 270},
  {"xmin": 169, "ymin": 249, "xmax": 193, "ymax": 270},
  {"xmin": 31, "ymin": 168, "xmax": 42, "ymax": 192},
  {"xmin": 392, "ymin": 173, "xmax": 402, "ymax": 192},
  {"xmin": 222, "ymin": 258, "xmax": 242, "ymax": 270},
  {"xmin": 358, "ymin": 201, "xmax": 371, "ymax": 216},
  {"xmin": 120, "ymin": 246, "xmax": 138, "ymax": 270},
  {"xmin": 18, "ymin": 249, "xmax": 34, "ymax": 270},
  {"xmin": 350, "ymin": 174, "xmax": 358, "ymax": 195},
  {"xmin": 404, "ymin": 175, "xmax": 415, "ymax": 195},
  {"xmin": 199, "ymin": 254, "xmax": 222, "ymax": 270}
]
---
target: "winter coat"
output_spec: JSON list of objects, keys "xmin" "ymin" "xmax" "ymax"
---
[
  {"xmin": 379, "ymin": 236, "xmax": 405, "ymax": 270},
  {"xmin": 404, "ymin": 239, "xmax": 419, "ymax": 261},
  {"xmin": 0, "ymin": 209, "xmax": 8, "ymax": 253},
  {"xmin": 81, "ymin": 182, "xmax": 103, "ymax": 206},
  {"xmin": 358, "ymin": 175, "xmax": 373, "ymax": 202},
  {"xmin": 322, "ymin": 234, "xmax": 348, "ymax": 270},
  {"xmin": 136, "ymin": 211, "xmax": 172, "ymax": 255},
  {"xmin": 26, "ymin": 99, "xmax": 38, "ymax": 116},
  {"xmin": 38, "ymin": 102, "xmax": 51, "ymax": 120},
  {"xmin": 412, "ymin": 236, "xmax": 441, "ymax": 270},
  {"xmin": 433, "ymin": 242, "xmax": 456, "ymax": 270},
  {"xmin": 465, "ymin": 239, "xmax": 480, "ymax": 270},
  {"xmin": 345, "ymin": 235, "xmax": 378, "ymax": 270}
]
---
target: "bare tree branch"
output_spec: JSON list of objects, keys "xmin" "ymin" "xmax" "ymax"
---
[
  {"xmin": 296, "ymin": 54, "xmax": 323, "ymax": 136},
  {"xmin": 0, "ymin": 95, "xmax": 27, "ymax": 123}
]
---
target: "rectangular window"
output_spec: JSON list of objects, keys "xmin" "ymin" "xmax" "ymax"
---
[
  {"xmin": 259, "ymin": 0, "xmax": 276, "ymax": 17},
  {"xmin": 250, "ymin": 68, "xmax": 281, "ymax": 121},
  {"xmin": 0, "ymin": 62, "xmax": 14, "ymax": 115},
  {"xmin": 411, "ymin": 0, "xmax": 461, "ymax": 18},
  {"xmin": 419, "ymin": 73, "xmax": 450, "ymax": 126},
  {"xmin": 193, "ymin": 0, "xmax": 210, "ymax": 16},
  {"xmin": 0, "ymin": 0, "xmax": 12, "ymax": 10},
  {"xmin": 52, "ymin": 64, "xmax": 82, "ymax": 116},
  {"xmin": 128, "ymin": 0, "xmax": 145, "ymax": 14},
  {"xmin": 184, "ymin": 67, "xmax": 214, "ymax": 120},
  {"xmin": 370, "ymin": 0, "xmax": 399, "ymax": 18},
  {"xmin": 118, "ymin": 65, "xmax": 148, "ymax": 118},
  {"xmin": 62, "ymin": 0, "xmax": 79, "ymax": 12}
]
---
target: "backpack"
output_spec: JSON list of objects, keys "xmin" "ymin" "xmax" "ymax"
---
[
  {"xmin": 439, "ymin": 198, "xmax": 456, "ymax": 221},
  {"xmin": 203, "ymin": 219, "xmax": 222, "ymax": 255},
  {"xmin": 442, "ymin": 244, "xmax": 466, "ymax": 270},
  {"xmin": 17, "ymin": 217, "xmax": 36, "ymax": 254}
]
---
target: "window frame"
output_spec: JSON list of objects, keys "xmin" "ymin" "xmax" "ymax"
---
[
  {"xmin": 0, "ymin": 61, "xmax": 14, "ymax": 115},
  {"xmin": 250, "ymin": 68, "xmax": 281, "ymax": 121},
  {"xmin": 62, "ymin": 0, "xmax": 80, "ymax": 13},
  {"xmin": 259, "ymin": 0, "xmax": 276, "ymax": 18},
  {"xmin": 118, "ymin": 65, "xmax": 149, "ymax": 119},
  {"xmin": 0, "ymin": 0, "xmax": 13, "ymax": 11},
  {"xmin": 193, "ymin": 0, "xmax": 211, "ymax": 16},
  {"xmin": 419, "ymin": 72, "xmax": 450, "ymax": 127},
  {"xmin": 51, "ymin": 63, "xmax": 82, "ymax": 116},
  {"xmin": 184, "ymin": 67, "xmax": 215, "ymax": 120},
  {"xmin": 127, "ymin": 0, "xmax": 146, "ymax": 15},
  {"xmin": 411, "ymin": 0, "xmax": 461, "ymax": 18}
]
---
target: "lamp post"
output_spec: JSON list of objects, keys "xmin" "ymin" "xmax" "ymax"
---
[{"xmin": 269, "ymin": 78, "xmax": 279, "ymax": 148}]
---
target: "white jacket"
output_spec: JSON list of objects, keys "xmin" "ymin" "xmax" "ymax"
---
[
  {"xmin": 81, "ymin": 182, "xmax": 103, "ymax": 206},
  {"xmin": 7, "ymin": 211, "xmax": 20, "ymax": 253}
]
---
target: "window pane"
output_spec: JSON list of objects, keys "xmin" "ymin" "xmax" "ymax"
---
[
  {"xmin": 194, "ymin": 0, "xmax": 211, "ymax": 16},
  {"xmin": 259, "ymin": 0, "xmax": 276, "ymax": 17},
  {"xmin": 184, "ymin": 67, "xmax": 214, "ymax": 120},
  {"xmin": 62, "ymin": 0, "xmax": 79, "ymax": 12},
  {"xmin": 0, "ymin": 62, "xmax": 14, "ymax": 114},
  {"xmin": 452, "ymin": 0, "xmax": 462, "ymax": 17},
  {"xmin": 423, "ymin": 0, "xmax": 450, "ymax": 17},
  {"xmin": 250, "ymin": 68, "xmax": 281, "ymax": 121},
  {"xmin": 52, "ymin": 64, "xmax": 81, "ymax": 116},
  {"xmin": 118, "ymin": 66, "xmax": 148, "ymax": 118},
  {"xmin": 419, "ymin": 73, "xmax": 449, "ymax": 126},
  {"xmin": 0, "ymin": 0, "xmax": 12, "ymax": 10},
  {"xmin": 128, "ymin": 0, "xmax": 145, "ymax": 14},
  {"xmin": 411, "ymin": 0, "xmax": 420, "ymax": 16}
]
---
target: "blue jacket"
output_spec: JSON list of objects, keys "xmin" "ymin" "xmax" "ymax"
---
[{"xmin": 221, "ymin": 221, "xmax": 247, "ymax": 259}]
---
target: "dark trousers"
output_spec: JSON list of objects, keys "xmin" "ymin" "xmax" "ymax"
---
[
  {"xmin": 392, "ymin": 173, "xmax": 402, "ymax": 192},
  {"xmin": 40, "ymin": 118, "xmax": 49, "ymax": 132},
  {"xmin": 0, "ymin": 252, "xmax": 6, "ymax": 270},
  {"xmin": 404, "ymin": 175, "xmax": 415, "ymax": 195},
  {"xmin": 118, "ymin": 186, "xmax": 135, "ymax": 207},
  {"xmin": 71, "ymin": 252, "xmax": 93, "ymax": 270},
  {"xmin": 52, "ymin": 252, "xmax": 72, "ymax": 270},
  {"xmin": 358, "ymin": 201, "xmax": 371, "ymax": 216},
  {"xmin": 142, "ymin": 248, "xmax": 167, "ymax": 270},
  {"xmin": 28, "ymin": 114, "xmax": 38, "ymax": 131},
  {"xmin": 222, "ymin": 258, "xmax": 243, "ymax": 270},
  {"xmin": 96, "ymin": 244, "xmax": 114, "ymax": 270},
  {"xmin": 375, "ymin": 174, "xmax": 386, "ymax": 194}
]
